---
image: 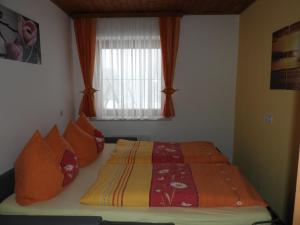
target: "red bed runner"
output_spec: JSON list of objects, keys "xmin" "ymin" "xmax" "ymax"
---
[
  {"xmin": 150, "ymin": 163, "xmax": 198, "ymax": 207},
  {"xmin": 152, "ymin": 142, "xmax": 184, "ymax": 163}
]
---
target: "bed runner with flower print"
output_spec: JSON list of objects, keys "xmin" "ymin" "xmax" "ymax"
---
[{"xmin": 150, "ymin": 163, "xmax": 198, "ymax": 207}]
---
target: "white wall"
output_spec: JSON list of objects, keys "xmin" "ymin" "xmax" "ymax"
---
[
  {"xmin": 0, "ymin": 0, "xmax": 73, "ymax": 173},
  {"xmin": 72, "ymin": 16, "xmax": 239, "ymax": 160}
]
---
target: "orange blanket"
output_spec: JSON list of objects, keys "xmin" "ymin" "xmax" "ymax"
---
[
  {"xmin": 190, "ymin": 164, "xmax": 266, "ymax": 207},
  {"xmin": 81, "ymin": 163, "xmax": 267, "ymax": 208},
  {"xmin": 107, "ymin": 140, "xmax": 228, "ymax": 164}
]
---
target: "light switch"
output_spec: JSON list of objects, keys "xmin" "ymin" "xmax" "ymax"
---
[{"xmin": 264, "ymin": 114, "xmax": 273, "ymax": 124}]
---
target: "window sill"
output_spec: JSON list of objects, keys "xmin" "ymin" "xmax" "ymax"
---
[{"xmin": 90, "ymin": 117, "xmax": 172, "ymax": 122}]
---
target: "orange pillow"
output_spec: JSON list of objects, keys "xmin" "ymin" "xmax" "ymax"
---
[
  {"xmin": 76, "ymin": 113, "xmax": 104, "ymax": 153},
  {"xmin": 15, "ymin": 131, "xmax": 63, "ymax": 206},
  {"xmin": 45, "ymin": 125, "xmax": 79, "ymax": 186},
  {"xmin": 63, "ymin": 121, "xmax": 98, "ymax": 167}
]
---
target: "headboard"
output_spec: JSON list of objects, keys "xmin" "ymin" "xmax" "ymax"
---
[{"xmin": 0, "ymin": 168, "xmax": 14, "ymax": 203}]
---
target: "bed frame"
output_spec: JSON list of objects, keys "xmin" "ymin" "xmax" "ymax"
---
[{"xmin": 0, "ymin": 137, "xmax": 283, "ymax": 225}]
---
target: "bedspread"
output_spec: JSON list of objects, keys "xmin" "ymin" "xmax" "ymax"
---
[
  {"xmin": 107, "ymin": 139, "xmax": 228, "ymax": 164},
  {"xmin": 80, "ymin": 163, "xmax": 267, "ymax": 208}
]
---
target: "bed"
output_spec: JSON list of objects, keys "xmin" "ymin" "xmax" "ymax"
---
[{"xmin": 0, "ymin": 143, "xmax": 274, "ymax": 225}]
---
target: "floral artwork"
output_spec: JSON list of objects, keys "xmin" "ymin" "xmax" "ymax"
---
[{"xmin": 0, "ymin": 4, "xmax": 41, "ymax": 64}]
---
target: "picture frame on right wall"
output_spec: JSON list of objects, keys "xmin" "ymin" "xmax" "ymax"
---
[{"xmin": 270, "ymin": 21, "xmax": 300, "ymax": 90}]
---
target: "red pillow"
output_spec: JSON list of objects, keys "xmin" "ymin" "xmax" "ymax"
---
[
  {"xmin": 60, "ymin": 149, "xmax": 79, "ymax": 186},
  {"xmin": 64, "ymin": 121, "xmax": 99, "ymax": 167},
  {"xmin": 76, "ymin": 113, "xmax": 104, "ymax": 153},
  {"xmin": 45, "ymin": 125, "xmax": 79, "ymax": 186},
  {"xmin": 15, "ymin": 131, "xmax": 63, "ymax": 206}
]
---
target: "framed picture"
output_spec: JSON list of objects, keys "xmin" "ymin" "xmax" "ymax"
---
[
  {"xmin": 0, "ymin": 4, "xmax": 41, "ymax": 64},
  {"xmin": 270, "ymin": 21, "xmax": 300, "ymax": 90}
]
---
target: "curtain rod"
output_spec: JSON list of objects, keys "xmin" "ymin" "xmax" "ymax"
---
[{"xmin": 71, "ymin": 11, "xmax": 183, "ymax": 18}]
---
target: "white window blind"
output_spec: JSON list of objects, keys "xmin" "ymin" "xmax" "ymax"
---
[{"xmin": 94, "ymin": 18, "xmax": 163, "ymax": 120}]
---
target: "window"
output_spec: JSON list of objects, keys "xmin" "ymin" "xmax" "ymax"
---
[{"xmin": 94, "ymin": 18, "xmax": 163, "ymax": 120}]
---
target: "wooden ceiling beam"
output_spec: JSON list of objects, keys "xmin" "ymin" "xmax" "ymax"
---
[
  {"xmin": 71, "ymin": 11, "xmax": 184, "ymax": 18},
  {"xmin": 50, "ymin": 0, "xmax": 257, "ymax": 17}
]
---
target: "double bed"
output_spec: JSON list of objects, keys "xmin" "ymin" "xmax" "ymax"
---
[{"xmin": 0, "ymin": 143, "xmax": 275, "ymax": 225}]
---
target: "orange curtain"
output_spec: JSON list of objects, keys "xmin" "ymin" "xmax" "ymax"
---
[
  {"xmin": 74, "ymin": 18, "xmax": 97, "ymax": 117},
  {"xmin": 159, "ymin": 17, "xmax": 181, "ymax": 118}
]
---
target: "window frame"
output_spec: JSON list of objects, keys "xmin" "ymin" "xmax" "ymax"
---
[{"xmin": 94, "ymin": 36, "xmax": 164, "ymax": 120}]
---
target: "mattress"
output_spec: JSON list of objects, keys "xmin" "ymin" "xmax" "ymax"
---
[{"xmin": 0, "ymin": 144, "xmax": 271, "ymax": 225}]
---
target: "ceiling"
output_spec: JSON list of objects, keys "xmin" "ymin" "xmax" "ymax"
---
[{"xmin": 50, "ymin": 0, "xmax": 256, "ymax": 18}]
